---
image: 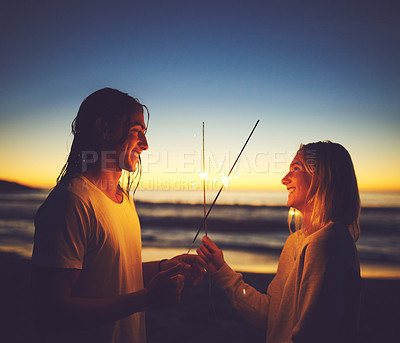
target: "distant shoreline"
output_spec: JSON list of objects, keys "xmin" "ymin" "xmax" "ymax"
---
[
  {"xmin": 0, "ymin": 179, "xmax": 399, "ymax": 207},
  {"xmin": 0, "ymin": 179, "xmax": 42, "ymax": 192}
]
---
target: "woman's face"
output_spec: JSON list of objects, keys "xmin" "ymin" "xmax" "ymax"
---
[{"xmin": 281, "ymin": 152, "xmax": 312, "ymax": 214}]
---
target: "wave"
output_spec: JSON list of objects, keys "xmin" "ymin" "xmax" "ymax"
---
[
  {"xmin": 0, "ymin": 195, "xmax": 399, "ymax": 234},
  {"xmin": 1, "ymin": 190, "xmax": 399, "ymax": 265}
]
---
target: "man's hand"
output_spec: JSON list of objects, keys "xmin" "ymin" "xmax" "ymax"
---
[
  {"xmin": 161, "ymin": 254, "xmax": 206, "ymax": 286},
  {"xmin": 145, "ymin": 264, "xmax": 185, "ymax": 309},
  {"xmin": 197, "ymin": 236, "xmax": 225, "ymax": 274}
]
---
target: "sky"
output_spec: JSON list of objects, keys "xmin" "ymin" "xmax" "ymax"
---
[{"xmin": 0, "ymin": 0, "xmax": 399, "ymax": 191}]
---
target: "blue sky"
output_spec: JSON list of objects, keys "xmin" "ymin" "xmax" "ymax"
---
[{"xmin": 1, "ymin": 0, "xmax": 399, "ymax": 190}]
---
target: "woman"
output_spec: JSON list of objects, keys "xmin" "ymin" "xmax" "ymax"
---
[{"xmin": 197, "ymin": 141, "xmax": 361, "ymax": 343}]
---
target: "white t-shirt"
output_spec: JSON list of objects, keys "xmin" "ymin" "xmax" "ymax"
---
[{"xmin": 32, "ymin": 175, "xmax": 146, "ymax": 343}]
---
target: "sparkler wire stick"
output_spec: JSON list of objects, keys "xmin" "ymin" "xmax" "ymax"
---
[
  {"xmin": 202, "ymin": 122, "xmax": 207, "ymax": 236},
  {"xmin": 202, "ymin": 122, "xmax": 217, "ymax": 320},
  {"xmin": 187, "ymin": 119, "xmax": 260, "ymax": 253}
]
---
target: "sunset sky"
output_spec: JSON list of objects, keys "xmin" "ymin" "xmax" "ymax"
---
[{"xmin": 1, "ymin": 0, "xmax": 399, "ymax": 191}]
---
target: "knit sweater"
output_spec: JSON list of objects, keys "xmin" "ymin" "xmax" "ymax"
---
[{"xmin": 213, "ymin": 222, "xmax": 361, "ymax": 343}]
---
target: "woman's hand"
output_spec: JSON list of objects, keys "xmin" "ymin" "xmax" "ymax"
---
[
  {"xmin": 160, "ymin": 254, "xmax": 206, "ymax": 286},
  {"xmin": 197, "ymin": 236, "xmax": 225, "ymax": 273}
]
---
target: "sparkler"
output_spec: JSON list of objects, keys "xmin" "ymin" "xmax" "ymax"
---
[
  {"xmin": 187, "ymin": 119, "xmax": 260, "ymax": 253},
  {"xmin": 201, "ymin": 122, "xmax": 216, "ymax": 322},
  {"xmin": 202, "ymin": 122, "xmax": 207, "ymax": 236}
]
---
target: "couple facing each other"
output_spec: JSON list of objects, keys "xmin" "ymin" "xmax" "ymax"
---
[{"xmin": 31, "ymin": 87, "xmax": 361, "ymax": 343}]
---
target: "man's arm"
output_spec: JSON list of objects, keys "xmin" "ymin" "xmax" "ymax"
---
[
  {"xmin": 31, "ymin": 264, "xmax": 183, "ymax": 335},
  {"xmin": 142, "ymin": 261, "xmax": 160, "ymax": 286}
]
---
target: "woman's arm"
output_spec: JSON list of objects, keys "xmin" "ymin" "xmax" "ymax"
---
[{"xmin": 198, "ymin": 236, "xmax": 269, "ymax": 329}]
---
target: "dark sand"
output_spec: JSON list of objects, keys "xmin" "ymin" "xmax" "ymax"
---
[{"xmin": 0, "ymin": 251, "xmax": 399, "ymax": 343}]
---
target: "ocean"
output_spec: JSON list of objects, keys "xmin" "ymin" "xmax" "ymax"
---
[{"xmin": 0, "ymin": 189, "xmax": 399, "ymax": 278}]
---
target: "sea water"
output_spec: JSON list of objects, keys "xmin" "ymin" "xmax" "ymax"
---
[{"xmin": 0, "ymin": 189, "xmax": 399, "ymax": 278}]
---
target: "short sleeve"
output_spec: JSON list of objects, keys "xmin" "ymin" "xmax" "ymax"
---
[{"xmin": 32, "ymin": 190, "xmax": 92, "ymax": 269}]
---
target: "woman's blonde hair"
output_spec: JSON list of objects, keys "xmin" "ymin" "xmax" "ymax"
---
[{"xmin": 289, "ymin": 141, "xmax": 360, "ymax": 241}]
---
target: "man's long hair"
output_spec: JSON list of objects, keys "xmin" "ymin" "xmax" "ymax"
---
[
  {"xmin": 289, "ymin": 141, "xmax": 360, "ymax": 241},
  {"xmin": 57, "ymin": 88, "xmax": 149, "ymax": 194}
]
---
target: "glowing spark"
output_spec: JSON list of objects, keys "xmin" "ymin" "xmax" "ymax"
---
[
  {"xmin": 199, "ymin": 172, "xmax": 209, "ymax": 180},
  {"xmin": 243, "ymin": 288, "xmax": 246, "ymax": 295},
  {"xmin": 220, "ymin": 176, "xmax": 229, "ymax": 188}
]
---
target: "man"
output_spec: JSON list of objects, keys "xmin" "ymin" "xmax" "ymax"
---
[{"xmin": 31, "ymin": 88, "xmax": 204, "ymax": 342}]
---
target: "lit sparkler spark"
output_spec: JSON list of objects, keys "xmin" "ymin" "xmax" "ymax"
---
[
  {"xmin": 199, "ymin": 171, "xmax": 209, "ymax": 180},
  {"xmin": 220, "ymin": 175, "xmax": 229, "ymax": 187},
  {"xmin": 218, "ymin": 164, "xmax": 238, "ymax": 188}
]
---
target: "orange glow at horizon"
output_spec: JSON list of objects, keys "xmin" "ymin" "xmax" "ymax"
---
[
  {"xmin": 1, "ymin": 139, "xmax": 399, "ymax": 192},
  {"xmin": 2, "ymin": 169, "xmax": 400, "ymax": 192}
]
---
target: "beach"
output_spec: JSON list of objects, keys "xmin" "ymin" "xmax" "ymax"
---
[
  {"xmin": 1, "ymin": 188, "xmax": 399, "ymax": 341},
  {"xmin": 1, "ymin": 251, "xmax": 399, "ymax": 343}
]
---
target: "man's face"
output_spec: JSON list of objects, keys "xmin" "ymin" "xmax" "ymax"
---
[{"xmin": 116, "ymin": 110, "xmax": 149, "ymax": 172}]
